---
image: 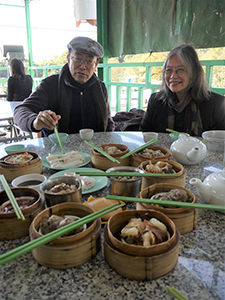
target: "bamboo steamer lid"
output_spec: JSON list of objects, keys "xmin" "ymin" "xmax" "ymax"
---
[
  {"xmin": 91, "ymin": 144, "xmax": 130, "ymax": 171},
  {"xmin": 132, "ymin": 145, "xmax": 172, "ymax": 167},
  {"xmin": 137, "ymin": 183, "xmax": 198, "ymax": 234},
  {"xmin": 139, "ymin": 159, "xmax": 186, "ymax": 190},
  {"xmin": 107, "ymin": 209, "xmax": 177, "ymax": 257},
  {"xmin": 0, "ymin": 187, "xmax": 44, "ymax": 240},
  {"xmin": 29, "ymin": 202, "xmax": 101, "ymax": 269},
  {"xmin": 104, "ymin": 220, "xmax": 180, "ymax": 281},
  {"xmin": 0, "ymin": 152, "xmax": 42, "ymax": 182}
]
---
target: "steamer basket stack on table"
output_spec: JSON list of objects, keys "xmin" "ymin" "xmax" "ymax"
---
[{"xmin": 0, "ymin": 131, "xmax": 224, "ymax": 300}]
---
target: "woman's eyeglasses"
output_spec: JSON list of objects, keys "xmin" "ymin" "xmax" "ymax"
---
[
  {"xmin": 165, "ymin": 68, "xmax": 187, "ymax": 75},
  {"xmin": 70, "ymin": 56, "xmax": 96, "ymax": 68}
]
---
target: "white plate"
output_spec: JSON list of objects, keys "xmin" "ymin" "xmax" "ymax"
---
[
  {"xmin": 42, "ymin": 151, "xmax": 91, "ymax": 170},
  {"xmin": 49, "ymin": 167, "xmax": 108, "ymax": 194}
]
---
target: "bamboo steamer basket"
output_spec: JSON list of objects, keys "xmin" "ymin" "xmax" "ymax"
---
[
  {"xmin": 137, "ymin": 183, "xmax": 198, "ymax": 234},
  {"xmin": 0, "ymin": 187, "xmax": 44, "ymax": 240},
  {"xmin": 29, "ymin": 202, "xmax": 101, "ymax": 269},
  {"xmin": 104, "ymin": 210, "xmax": 180, "ymax": 281},
  {"xmin": 132, "ymin": 145, "xmax": 172, "ymax": 167},
  {"xmin": 139, "ymin": 159, "xmax": 186, "ymax": 190},
  {"xmin": 107, "ymin": 209, "xmax": 177, "ymax": 257},
  {"xmin": 91, "ymin": 144, "xmax": 130, "ymax": 171},
  {"xmin": 0, "ymin": 152, "xmax": 42, "ymax": 182}
]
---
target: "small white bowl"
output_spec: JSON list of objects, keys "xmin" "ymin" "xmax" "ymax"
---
[
  {"xmin": 11, "ymin": 174, "xmax": 47, "ymax": 193},
  {"xmin": 202, "ymin": 130, "xmax": 225, "ymax": 151},
  {"xmin": 79, "ymin": 129, "xmax": 94, "ymax": 141},
  {"xmin": 143, "ymin": 132, "xmax": 158, "ymax": 143}
]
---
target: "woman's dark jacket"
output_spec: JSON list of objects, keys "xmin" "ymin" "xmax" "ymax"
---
[{"xmin": 7, "ymin": 75, "xmax": 33, "ymax": 101}]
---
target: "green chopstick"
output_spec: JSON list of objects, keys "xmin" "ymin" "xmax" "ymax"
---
[
  {"xmin": 166, "ymin": 286, "xmax": 189, "ymax": 300},
  {"xmin": 0, "ymin": 202, "xmax": 124, "ymax": 265},
  {"xmin": 120, "ymin": 139, "xmax": 158, "ymax": 159},
  {"xmin": 75, "ymin": 171, "xmax": 179, "ymax": 177},
  {"xmin": 84, "ymin": 140, "xmax": 120, "ymax": 164},
  {"xmin": 54, "ymin": 125, "xmax": 65, "ymax": 154},
  {"xmin": 0, "ymin": 175, "xmax": 25, "ymax": 221},
  {"xmin": 106, "ymin": 195, "xmax": 225, "ymax": 211},
  {"xmin": 166, "ymin": 129, "xmax": 189, "ymax": 137}
]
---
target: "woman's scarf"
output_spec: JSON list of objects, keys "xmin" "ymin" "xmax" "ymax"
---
[{"xmin": 168, "ymin": 93, "xmax": 203, "ymax": 136}]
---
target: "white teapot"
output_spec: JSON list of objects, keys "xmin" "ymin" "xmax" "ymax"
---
[
  {"xmin": 170, "ymin": 134, "xmax": 207, "ymax": 165},
  {"xmin": 190, "ymin": 169, "xmax": 225, "ymax": 211}
]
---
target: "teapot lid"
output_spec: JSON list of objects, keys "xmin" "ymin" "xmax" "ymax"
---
[
  {"xmin": 178, "ymin": 134, "xmax": 198, "ymax": 144},
  {"xmin": 214, "ymin": 169, "xmax": 225, "ymax": 181}
]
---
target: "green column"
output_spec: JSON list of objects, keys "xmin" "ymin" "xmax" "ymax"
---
[{"xmin": 24, "ymin": 0, "xmax": 34, "ymax": 77}]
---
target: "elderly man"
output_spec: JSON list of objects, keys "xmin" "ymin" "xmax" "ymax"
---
[{"xmin": 14, "ymin": 36, "xmax": 115, "ymax": 137}]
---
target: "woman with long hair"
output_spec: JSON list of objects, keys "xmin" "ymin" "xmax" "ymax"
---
[
  {"xmin": 140, "ymin": 44, "xmax": 225, "ymax": 136},
  {"xmin": 7, "ymin": 58, "xmax": 33, "ymax": 101}
]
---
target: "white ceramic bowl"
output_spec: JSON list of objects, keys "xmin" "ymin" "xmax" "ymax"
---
[
  {"xmin": 143, "ymin": 132, "xmax": 158, "ymax": 143},
  {"xmin": 79, "ymin": 129, "xmax": 94, "ymax": 141},
  {"xmin": 12, "ymin": 174, "xmax": 47, "ymax": 193},
  {"xmin": 202, "ymin": 130, "xmax": 225, "ymax": 151}
]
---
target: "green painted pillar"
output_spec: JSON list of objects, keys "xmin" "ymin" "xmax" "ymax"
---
[{"xmin": 24, "ymin": 0, "xmax": 34, "ymax": 77}]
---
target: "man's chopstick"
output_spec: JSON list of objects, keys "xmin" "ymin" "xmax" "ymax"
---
[
  {"xmin": 120, "ymin": 139, "xmax": 158, "ymax": 159},
  {"xmin": 0, "ymin": 202, "xmax": 124, "ymax": 265},
  {"xmin": 166, "ymin": 286, "xmax": 189, "ymax": 300},
  {"xmin": 106, "ymin": 195, "xmax": 225, "ymax": 211},
  {"xmin": 0, "ymin": 175, "xmax": 26, "ymax": 221},
  {"xmin": 54, "ymin": 125, "xmax": 65, "ymax": 154},
  {"xmin": 75, "ymin": 171, "xmax": 179, "ymax": 178},
  {"xmin": 84, "ymin": 140, "xmax": 120, "ymax": 164}
]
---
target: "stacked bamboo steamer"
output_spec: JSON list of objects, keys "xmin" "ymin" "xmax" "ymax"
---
[
  {"xmin": 0, "ymin": 152, "xmax": 42, "ymax": 182},
  {"xmin": 91, "ymin": 144, "xmax": 130, "ymax": 171},
  {"xmin": 29, "ymin": 202, "xmax": 101, "ymax": 269},
  {"xmin": 0, "ymin": 187, "xmax": 45, "ymax": 240},
  {"xmin": 104, "ymin": 209, "xmax": 180, "ymax": 281}
]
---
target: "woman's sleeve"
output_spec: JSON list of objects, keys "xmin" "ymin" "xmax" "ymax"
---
[
  {"xmin": 7, "ymin": 78, "xmax": 14, "ymax": 101},
  {"xmin": 140, "ymin": 93, "xmax": 157, "ymax": 132}
]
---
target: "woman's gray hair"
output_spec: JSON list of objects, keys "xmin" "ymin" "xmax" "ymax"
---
[{"xmin": 158, "ymin": 44, "xmax": 210, "ymax": 102}]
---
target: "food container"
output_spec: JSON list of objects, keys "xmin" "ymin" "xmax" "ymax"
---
[
  {"xmin": 29, "ymin": 202, "xmax": 101, "ymax": 269},
  {"xmin": 106, "ymin": 166, "xmax": 143, "ymax": 197},
  {"xmin": 104, "ymin": 209, "xmax": 180, "ymax": 281},
  {"xmin": 139, "ymin": 159, "xmax": 186, "ymax": 190},
  {"xmin": 41, "ymin": 176, "xmax": 82, "ymax": 207},
  {"xmin": 202, "ymin": 130, "xmax": 225, "ymax": 151},
  {"xmin": 132, "ymin": 145, "xmax": 172, "ymax": 167},
  {"xmin": 0, "ymin": 187, "xmax": 44, "ymax": 240},
  {"xmin": 137, "ymin": 183, "xmax": 198, "ymax": 234},
  {"xmin": 11, "ymin": 173, "xmax": 47, "ymax": 193},
  {"xmin": 91, "ymin": 143, "xmax": 130, "ymax": 171},
  {"xmin": 0, "ymin": 152, "xmax": 42, "ymax": 182}
]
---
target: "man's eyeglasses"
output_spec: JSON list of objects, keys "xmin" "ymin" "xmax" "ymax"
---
[
  {"xmin": 165, "ymin": 68, "xmax": 187, "ymax": 76},
  {"xmin": 70, "ymin": 56, "xmax": 96, "ymax": 68}
]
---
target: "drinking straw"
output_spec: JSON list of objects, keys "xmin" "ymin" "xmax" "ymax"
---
[
  {"xmin": 75, "ymin": 171, "xmax": 179, "ymax": 178},
  {"xmin": 54, "ymin": 125, "xmax": 65, "ymax": 154},
  {"xmin": 106, "ymin": 195, "xmax": 225, "ymax": 211},
  {"xmin": 0, "ymin": 175, "xmax": 25, "ymax": 221},
  {"xmin": 84, "ymin": 140, "xmax": 120, "ymax": 164},
  {"xmin": 166, "ymin": 286, "xmax": 189, "ymax": 300},
  {"xmin": 0, "ymin": 202, "xmax": 124, "ymax": 265},
  {"xmin": 120, "ymin": 139, "xmax": 158, "ymax": 159}
]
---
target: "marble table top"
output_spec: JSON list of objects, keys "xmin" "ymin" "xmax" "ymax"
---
[{"xmin": 0, "ymin": 131, "xmax": 224, "ymax": 300}]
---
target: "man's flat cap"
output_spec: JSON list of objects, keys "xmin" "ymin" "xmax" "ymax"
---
[{"xmin": 67, "ymin": 36, "xmax": 104, "ymax": 58}]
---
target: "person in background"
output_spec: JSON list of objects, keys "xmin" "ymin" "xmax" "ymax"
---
[
  {"xmin": 7, "ymin": 58, "xmax": 33, "ymax": 101},
  {"xmin": 14, "ymin": 36, "xmax": 115, "ymax": 137},
  {"xmin": 140, "ymin": 44, "xmax": 225, "ymax": 136}
]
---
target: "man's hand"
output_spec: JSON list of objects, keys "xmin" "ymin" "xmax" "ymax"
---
[{"xmin": 33, "ymin": 110, "xmax": 61, "ymax": 131}]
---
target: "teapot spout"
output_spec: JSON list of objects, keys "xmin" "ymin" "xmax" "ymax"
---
[
  {"xmin": 189, "ymin": 178, "xmax": 211, "ymax": 203},
  {"xmin": 186, "ymin": 146, "xmax": 201, "ymax": 162}
]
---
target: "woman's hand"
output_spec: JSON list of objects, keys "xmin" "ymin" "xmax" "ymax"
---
[{"xmin": 33, "ymin": 110, "xmax": 61, "ymax": 131}]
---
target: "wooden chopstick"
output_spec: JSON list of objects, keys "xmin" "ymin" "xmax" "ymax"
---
[
  {"xmin": 84, "ymin": 140, "xmax": 120, "ymax": 164},
  {"xmin": 120, "ymin": 138, "xmax": 158, "ymax": 159},
  {"xmin": 54, "ymin": 125, "xmax": 65, "ymax": 154},
  {"xmin": 106, "ymin": 195, "xmax": 225, "ymax": 211},
  {"xmin": 0, "ymin": 202, "xmax": 124, "ymax": 265},
  {"xmin": 0, "ymin": 175, "xmax": 26, "ymax": 221},
  {"xmin": 75, "ymin": 171, "xmax": 179, "ymax": 177}
]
